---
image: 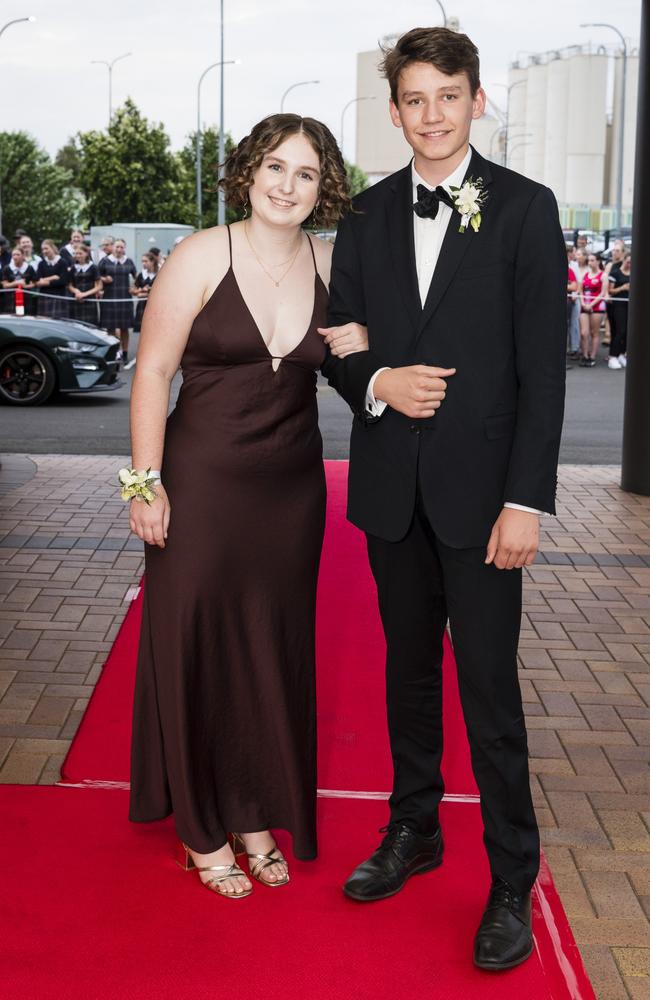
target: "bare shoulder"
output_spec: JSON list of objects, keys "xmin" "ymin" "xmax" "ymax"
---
[
  {"xmin": 309, "ymin": 233, "xmax": 333, "ymax": 285},
  {"xmin": 153, "ymin": 226, "xmax": 230, "ymax": 305}
]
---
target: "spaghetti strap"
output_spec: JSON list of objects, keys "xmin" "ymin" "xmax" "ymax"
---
[
  {"xmin": 306, "ymin": 233, "xmax": 318, "ymax": 274},
  {"xmin": 226, "ymin": 224, "xmax": 232, "ymax": 264}
]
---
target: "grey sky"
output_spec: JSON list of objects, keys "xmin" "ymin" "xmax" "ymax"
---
[{"xmin": 1, "ymin": 0, "xmax": 642, "ymax": 161}]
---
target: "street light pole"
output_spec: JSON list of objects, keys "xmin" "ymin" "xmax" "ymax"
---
[
  {"xmin": 340, "ymin": 97, "xmax": 376, "ymax": 163},
  {"xmin": 91, "ymin": 52, "xmax": 132, "ymax": 126},
  {"xmin": 499, "ymin": 79, "xmax": 527, "ymax": 168},
  {"xmin": 280, "ymin": 81, "xmax": 320, "ymax": 113},
  {"xmin": 0, "ymin": 15, "xmax": 36, "ymax": 40},
  {"xmin": 217, "ymin": 0, "xmax": 226, "ymax": 226},
  {"xmin": 434, "ymin": 0, "xmax": 448, "ymax": 27},
  {"xmin": 581, "ymin": 23, "xmax": 628, "ymax": 229},
  {"xmin": 197, "ymin": 59, "xmax": 236, "ymax": 229},
  {"xmin": 507, "ymin": 140, "xmax": 532, "ymax": 167},
  {"xmin": 0, "ymin": 16, "xmax": 36, "ymax": 235}
]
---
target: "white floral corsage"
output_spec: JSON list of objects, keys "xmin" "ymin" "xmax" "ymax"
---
[
  {"xmin": 448, "ymin": 177, "xmax": 487, "ymax": 233},
  {"xmin": 118, "ymin": 467, "xmax": 159, "ymax": 505}
]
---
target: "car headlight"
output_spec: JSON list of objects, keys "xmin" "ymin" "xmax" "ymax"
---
[{"xmin": 56, "ymin": 341, "xmax": 99, "ymax": 355}]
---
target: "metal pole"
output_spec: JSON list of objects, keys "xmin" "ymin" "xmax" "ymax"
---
[
  {"xmin": 618, "ymin": 40, "xmax": 628, "ymax": 228},
  {"xmin": 581, "ymin": 23, "xmax": 628, "ymax": 228},
  {"xmin": 489, "ymin": 126, "xmax": 506, "ymax": 161},
  {"xmin": 0, "ymin": 16, "xmax": 36, "ymax": 41},
  {"xmin": 0, "ymin": 16, "xmax": 36, "ymax": 234},
  {"xmin": 434, "ymin": 0, "xmax": 448, "ymax": 27},
  {"xmin": 340, "ymin": 97, "xmax": 376, "ymax": 163},
  {"xmin": 108, "ymin": 64, "xmax": 113, "ymax": 124},
  {"xmin": 280, "ymin": 81, "xmax": 320, "ymax": 113},
  {"xmin": 197, "ymin": 82, "xmax": 203, "ymax": 230},
  {"xmin": 621, "ymin": 0, "xmax": 650, "ymax": 495},
  {"xmin": 196, "ymin": 60, "xmax": 235, "ymax": 229},
  {"xmin": 502, "ymin": 79, "xmax": 526, "ymax": 168},
  {"xmin": 91, "ymin": 53, "xmax": 131, "ymax": 127},
  {"xmin": 218, "ymin": 0, "xmax": 226, "ymax": 227}
]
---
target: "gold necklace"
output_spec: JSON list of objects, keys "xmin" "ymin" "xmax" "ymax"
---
[{"xmin": 244, "ymin": 221, "xmax": 303, "ymax": 287}]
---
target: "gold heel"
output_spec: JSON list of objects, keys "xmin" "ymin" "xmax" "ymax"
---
[
  {"xmin": 176, "ymin": 841, "xmax": 196, "ymax": 871},
  {"xmin": 175, "ymin": 840, "xmax": 252, "ymax": 898},
  {"xmin": 230, "ymin": 833, "xmax": 246, "ymax": 857}
]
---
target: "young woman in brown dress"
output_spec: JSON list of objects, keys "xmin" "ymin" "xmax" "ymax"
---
[{"xmin": 127, "ymin": 115, "xmax": 367, "ymax": 898}]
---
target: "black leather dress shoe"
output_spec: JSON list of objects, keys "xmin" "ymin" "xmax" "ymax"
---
[
  {"xmin": 473, "ymin": 877, "xmax": 533, "ymax": 971},
  {"xmin": 343, "ymin": 822, "xmax": 443, "ymax": 902}
]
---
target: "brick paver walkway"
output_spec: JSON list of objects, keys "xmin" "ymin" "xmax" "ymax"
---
[{"xmin": 1, "ymin": 455, "xmax": 649, "ymax": 999}]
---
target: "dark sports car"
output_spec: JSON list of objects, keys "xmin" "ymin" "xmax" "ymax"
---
[{"xmin": 0, "ymin": 314, "xmax": 122, "ymax": 405}]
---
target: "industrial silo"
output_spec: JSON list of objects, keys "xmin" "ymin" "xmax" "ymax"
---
[
  {"xmin": 565, "ymin": 50, "xmax": 608, "ymax": 205},
  {"xmin": 544, "ymin": 54, "xmax": 570, "ymax": 202}
]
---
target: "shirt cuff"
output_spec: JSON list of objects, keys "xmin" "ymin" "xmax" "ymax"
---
[
  {"xmin": 365, "ymin": 368, "xmax": 391, "ymax": 416},
  {"xmin": 504, "ymin": 502, "xmax": 548, "ymax": 516}
]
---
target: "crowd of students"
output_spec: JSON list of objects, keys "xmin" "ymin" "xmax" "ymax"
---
[
  {"xmin": 566, "ymin": 238, "xmax": 632, "ymax": 371},
  {"xmin": 1, "ymin": 226, "xmax": 632, "ymax": 374},
  {"xmin": 0, "ymin": 229, "xmax": 162, "ymax": 367}
]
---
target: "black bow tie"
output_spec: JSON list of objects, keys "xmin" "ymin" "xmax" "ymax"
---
[{"xmin": 413, "ymin": 183, "xmax": 456, "ymax": 220}]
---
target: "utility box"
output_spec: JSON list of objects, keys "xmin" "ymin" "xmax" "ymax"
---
[{"xmin": 89, "ymin": 223, "xmax": 194, "ymax": 262}]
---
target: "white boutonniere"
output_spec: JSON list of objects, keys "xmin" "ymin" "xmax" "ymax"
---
[{"xmin": 448, "ymin": 177, "xmax": 487, "ymax": 233}]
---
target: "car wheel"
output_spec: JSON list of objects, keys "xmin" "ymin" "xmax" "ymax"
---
[{"xmin": 0, "ymin": 346, "xmax": 57, "ymax": 405}]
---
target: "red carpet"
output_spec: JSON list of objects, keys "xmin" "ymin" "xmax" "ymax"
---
[
  {"xmin": 61, "ymin": 461, "xmax": 477, "ymax": 796},
  {"xmin": 31, "ymin": 460, "xmax": 595, "ymax": 998},
  {"xmin": 2, "ymin": 787, "xmax": 594, "ymax": 1000}
]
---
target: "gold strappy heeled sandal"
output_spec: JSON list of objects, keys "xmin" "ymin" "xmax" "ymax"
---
[
  {"xmin": 233, "ymin": 833, "xmax": 290, "ymax": 887},
  {"xmin": 176, "ymin": 841, "xmax": 253, "ymax": 899}
]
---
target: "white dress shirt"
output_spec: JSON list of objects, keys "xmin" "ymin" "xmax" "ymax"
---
[{"xmin": 364, "ymin": 150, "xmax": 545, "ymax": 517}]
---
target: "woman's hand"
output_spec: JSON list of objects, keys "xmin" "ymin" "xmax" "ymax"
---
[
  {"xmin": 317, "ymin": 322, "xmax": 368, "ymax": 358},
  {"xmin": 129, "ymin": 483, "xmax": 171, "ymax": 548}
]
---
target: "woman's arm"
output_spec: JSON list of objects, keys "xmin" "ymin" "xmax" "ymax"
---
[
  {"xmin": 592, "ymin": 277, "xmax": 607, "ymax": 309},
  {"xmin": 129, "ymin": 229, "xmax": 229, "ymax": 547}
]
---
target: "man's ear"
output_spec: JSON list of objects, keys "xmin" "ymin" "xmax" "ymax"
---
[
  {"xmin": 472, "ymin": 87, "xmax": 487, "ymax": 121},
  {"xmin": 389, "ymin": 98, "xmax": 403, "ymax": 129}
]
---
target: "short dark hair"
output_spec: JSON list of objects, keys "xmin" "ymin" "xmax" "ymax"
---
[
  {"xmin": 220, "ymin": 113, "xmax": 351, "ymax": 229},
  {"xmin": 380, "ymin": 27, "xmax": 481, "ymax": 103}
]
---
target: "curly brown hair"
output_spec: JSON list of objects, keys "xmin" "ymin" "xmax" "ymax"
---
[
  {"xmin": 219, "ymin": 114, "xmax": 351, "ymax": 228},
  {"xmin": 380, "ymin": 27, "xmax": 481, "ymax": 103}
]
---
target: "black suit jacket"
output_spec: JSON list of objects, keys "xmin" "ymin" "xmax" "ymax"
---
[{"xmin": 321, "ymin": 147, "xmax": 567, "ymax": 547}]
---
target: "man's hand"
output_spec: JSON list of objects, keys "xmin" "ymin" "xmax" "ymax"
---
[
  {"xmin": 373, "ymin": 366, "xmax": 456, "ymax": 419},
  {"xmin": 485, "ymin": 508, "xmax": 539, "ymax": 570}
]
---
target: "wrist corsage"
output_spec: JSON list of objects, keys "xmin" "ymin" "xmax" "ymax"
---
[{"xmin": 118, "ymin": 467, "xmax": 160, "ymax": 505}]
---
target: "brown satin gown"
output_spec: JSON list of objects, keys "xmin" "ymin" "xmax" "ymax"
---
[{"xmin": 129, "ymin": 227, "xmax": 327, "ymax": 859}]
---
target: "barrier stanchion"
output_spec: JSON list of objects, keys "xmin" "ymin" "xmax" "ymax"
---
[{"xmin": 14, "ymin": 286, "xmax": 25, "ymax": 316}]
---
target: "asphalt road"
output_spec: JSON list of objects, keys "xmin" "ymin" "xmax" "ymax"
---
[{"xmin": 2, "ymin": 332, "xmax": 626, "ymax": 463}]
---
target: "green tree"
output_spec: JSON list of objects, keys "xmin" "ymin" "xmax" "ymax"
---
[
  {"xmin": 55, "ymin": 138, "xmax": 84, "ymax": 188},
  {"xmin": 177, "ymin": 126, "xmax": 239, "ymax": 228},
  {"xmin": 0, "ymin": 131, "xmax": 82, "ymax": 243},
  {"xmin": 345, "ymin": 161, "xmax": 369, "ymax": 198},
  {"xmin": 76, "ymin": 99, "xmax": 192, "ymax": 226}
]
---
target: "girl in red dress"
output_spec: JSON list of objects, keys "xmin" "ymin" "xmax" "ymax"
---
[{"xmin": 579, "ymin": 253, "xmax": 606, "ymax": 367}]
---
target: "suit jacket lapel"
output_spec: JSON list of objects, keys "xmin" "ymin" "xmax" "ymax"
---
[
  {"xmin": 385, "ymin": 165, "xmax": 421, "ymax": 335},
  {"xmin": 417, "ymin": 147, "xmax": 494, "ymax": 336}
]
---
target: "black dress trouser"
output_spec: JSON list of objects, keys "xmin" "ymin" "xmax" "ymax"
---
[{"xmin": 365, "ymin": 488, "xmax": 540, "ymax": 895}]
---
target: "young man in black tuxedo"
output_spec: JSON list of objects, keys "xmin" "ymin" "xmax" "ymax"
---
[{"xmin": 319, "ymin": 27, "xmax": 566, "ymax": 970}]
